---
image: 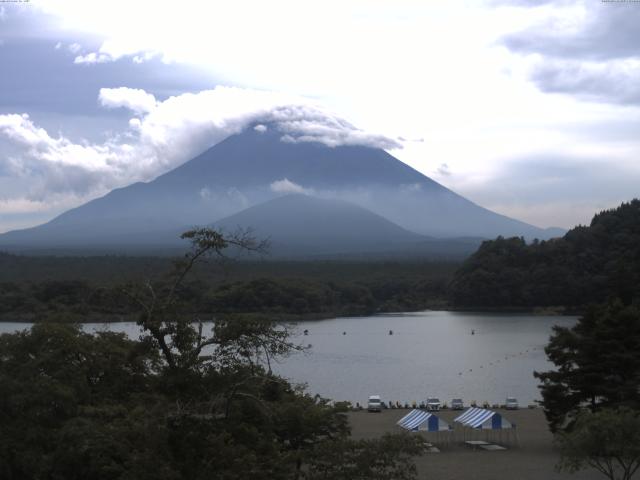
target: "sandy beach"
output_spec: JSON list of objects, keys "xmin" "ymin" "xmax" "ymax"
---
[{"xmin": 348, "ymin": 408, "xmax": 602, "ymax": 480}]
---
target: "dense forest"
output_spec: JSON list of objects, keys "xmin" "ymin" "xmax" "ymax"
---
[
  {"xmin": 450, "ymin": 200, "xmax": 640, "ymax": 309},
  {"xmin": 0, "ymin": 256, "xmax": 455, "ymax": 322},
  {"xmin": 3, "ymin": 199, "xmax": 640, "ymax": 321}
]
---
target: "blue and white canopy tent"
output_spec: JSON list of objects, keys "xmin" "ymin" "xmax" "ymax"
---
[
  {"xmin": 397, "ymin": 409, "xmax": 452, "ymax": 445},
  {"xmin": 454, "ymin": 407, "xmax": 514, "ymax": 429},
  {"xmin": 453, "ymin": 407, "xmax": 518, "ymax": 446}
]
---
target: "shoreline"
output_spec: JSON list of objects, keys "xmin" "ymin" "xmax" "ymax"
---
[
  {"xmin": 441, "ymin": 305, "xmax": 583, "ymax": 316},
  {"xmin": 0, "ymin": 306, "xmax": 580, "ymax": 324}
]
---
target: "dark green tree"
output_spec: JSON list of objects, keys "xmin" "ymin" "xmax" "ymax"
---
[
  {"xmin": 0, "ymin": 323, "xmax": 167, "ymax": 480},
  {"xmin": 557, "ymin": 408, "xmax": 640, "ymax": 480},
  {"xmin": 535, "ymin": 302, "xmax": 640, "ymax": 432}
]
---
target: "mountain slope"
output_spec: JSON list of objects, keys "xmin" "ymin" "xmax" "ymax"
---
[
  {"xmin": 213, "ymin": 194, "xmax": 425, "ymax": 256},
  {"xmin": 0, "ymin": 125, "xmax": 563, "ymax": 251}
]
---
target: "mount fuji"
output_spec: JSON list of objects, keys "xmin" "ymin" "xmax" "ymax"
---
[{"xmin": 0, "ymin": 124, "xmax": 563, "ymax": 256}]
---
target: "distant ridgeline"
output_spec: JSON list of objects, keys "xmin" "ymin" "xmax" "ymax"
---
[{"xmin": 449, "ymin": 200, "xmax": 640, "ymax": 309}]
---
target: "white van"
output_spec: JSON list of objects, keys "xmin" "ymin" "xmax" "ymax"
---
[
  {"xmin": 367, "ymin": 395, "xmax": 382, "ymax": 412},
  {"xmin": 505, "ymin": 397, "xmax": 519, "ymax": 410},
  {"xmin": 426, "ymin": 397, "xmax": 441, "ymax": 411}
]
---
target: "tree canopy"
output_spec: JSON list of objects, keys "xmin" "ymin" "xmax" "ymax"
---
[
  {"xmin": 557, "ymin": 408, "xmax": 640, "ymax": 480},
  {"xmin": 450, "ymin": 199, "xmax": 640, "ymax": 308},
  {"xmin": 535, "ymin": 302, "xmax": 640, "ymax": 432}
]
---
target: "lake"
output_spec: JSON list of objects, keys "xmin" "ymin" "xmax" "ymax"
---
[{"xmin": 0, "ymin": 311, "xmax": 574, "ymax": 406}]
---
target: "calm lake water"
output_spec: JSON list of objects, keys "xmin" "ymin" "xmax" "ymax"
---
[{"xmin": 0, "ymin": 311, "xmax": 575, "ymax": 406}]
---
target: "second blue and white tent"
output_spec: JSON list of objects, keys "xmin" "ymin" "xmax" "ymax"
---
[
  {"xmin": 453, "ymin": 407, "xmax": 518, "ymax": 446},
  {"xmin": 453, "ymin": 407, "xmax": 514, "ymax": 430}
]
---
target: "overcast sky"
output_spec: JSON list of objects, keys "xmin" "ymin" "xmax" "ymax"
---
[{"xmin": 1, "ymin": 0, "xmax": 639, "ymax": 233}]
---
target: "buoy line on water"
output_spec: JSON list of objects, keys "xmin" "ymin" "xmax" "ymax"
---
[
  {"xmin": 297, "ymin": 329, "xmax": 543, "ymax": 379},
  {"xmin": 456, "ymin": 346, "xmax": 542, "ymax": 377}
]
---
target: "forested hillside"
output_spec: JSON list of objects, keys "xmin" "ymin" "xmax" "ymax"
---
[
  {"xmin": 450, "ymin": 200, "xmax": 640, "ymax": 308},
  {"xmin": 0, "ymin": 256, "xmax": 454, "ymax": 322}
]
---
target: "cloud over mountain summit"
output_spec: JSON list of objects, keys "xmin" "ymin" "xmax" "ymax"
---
[{"xmin": 0, "ymin": 86, "xmax": 400, "ymax": 231}]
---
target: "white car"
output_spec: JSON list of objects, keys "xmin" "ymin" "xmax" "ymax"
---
[
  {"xmin": 368, "ymin": 395, "xmax": 382, "ymax": 412},
  {"xmin": 505, "ymin": 397, "xmax": 519, "ymax": 410},
  {"xmin": 451, "ymin": 398, "xmax": 464, "ymax": 410},
  {"xmin": 426, "ymin": 397, "xmax": 441, "ymax": 411}
]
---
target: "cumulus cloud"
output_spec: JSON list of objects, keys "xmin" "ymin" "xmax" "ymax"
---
[
  {"xmin": 74, "ymin": 52, "xmax": 112, "ymax": 64},
  {"xmin": 254, "ymin": 124, "xmax": 267, "ymax": 133},
  {"xmin": 99, "ymin": 87, "xmax": 158, "ymax": 115},
  {"xmin": 68, "ymin": 35, "xmax": 161, "ymax": 65},
  {"xmin": 269, "ymin": 178, "xmax": 313, "ymax": 195},
  {"xmin": 500, "ymin": 1, "xmax": 640, "ymax": 105},
  {"xmin": 0, "ymin": 114, "xmax": 111, "ymax": 171},
  {"xmin": 278, "ymin": 117, "xmax": 400, "ymax": 150},
  {"xmin": 0, "ymin": 86, "xmax": 399, "ymax": 220},
  {"xmin": 0, "ymin": 113, "xmax": 135, "ymax": 201},
  {"xmin": 436, "ymin": 163, "xmax": 451, "ymax": 177},
  {"xmin": 267, "ymin": 104, "xmax": 401, "ymax": 149},
  {"xmin": 132, "ymin": 51, "xmax": 158, "ymax": 64},
  {"xmin": 99, "ymin": 86, "xmax": 400, "ymax": 151}
]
